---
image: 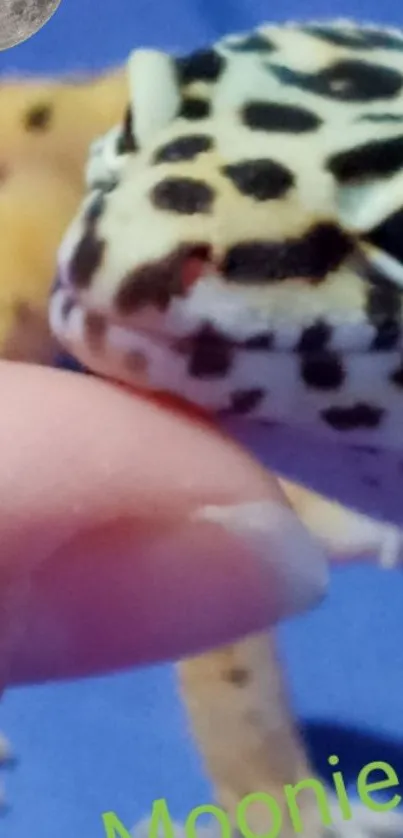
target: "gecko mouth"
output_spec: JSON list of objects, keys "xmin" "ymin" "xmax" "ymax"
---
[
  {"xmin": 48, "ymin": 283, "xmax": 187, "ymax": 394},
  {"xmin": 50, "ymin": 285, "xmax": 173, "ymax": 351}
]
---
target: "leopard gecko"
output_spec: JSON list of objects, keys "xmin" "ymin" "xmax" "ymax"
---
[{"xmin": 47, "ymin": 18, "xmax": 403, "ymax": 838}]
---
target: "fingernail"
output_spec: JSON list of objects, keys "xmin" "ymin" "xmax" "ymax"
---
[{"xmin": 194, "ymin": 499, "xmax": 329, "ymax": 617}]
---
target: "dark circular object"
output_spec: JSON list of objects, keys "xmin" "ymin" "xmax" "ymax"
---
[{"xmin": 151, "ymin": 177, "xmax": 215, "ymax": 215}]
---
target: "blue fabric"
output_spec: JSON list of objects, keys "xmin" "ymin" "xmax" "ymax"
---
[{"xmin": 2, "ymin": 3, "xmax": 403, "ymax": 836}]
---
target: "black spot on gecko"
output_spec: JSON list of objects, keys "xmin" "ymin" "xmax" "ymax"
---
[
  {"xmin": 179, "ymin": 97, "xmax": 211, "ymax": 120},
  {"xmin": 68, "ymin": 230, "xmax": 105, "ymax": 289},
  {"xmin": 297, "ymin": 321, "xmax": 332, "ymax": 352},
  {"xmin": 187, "ymin": 324, "xmax": 234, "ymax": 378},
  {"xmin": 390, "ymin": 362, "xmax": 403, "ymax": 386},
  {"xmin": 327, "ymin": 135, "xmax": 403, "ymax": 182},
  {"xmin": 301, "ymin": 352, "xmax": 345, "ymax": 389},
  {"xmin": 151, "ymin": 177, "xmax": 215, "ymax": 214},
  {"xmin": 229, "ymin": 389, "xmax": 265, "ymax": 414},
  {"xmin": 357, "ymin": 112, "xmax": 403, "ymax": 123},
  {"xmin": 225, "ymin": 667, "xmax": 250, "ymax": 686},
  {"xmin": 116, "ymin": 107, "xmax": 137, "ymax": 154},
  {"xmin": 305, "ymin": 24, "xmax": 403, "ymax": 52},
  {"xmin": 222, "ymin": 159, "xmax": 294, "ymax": 201},
  {"xmin": 153, "ymin": 134, "xmax": 213, "ymax": 164},
  {"xmin": 222, "ymin": 224, "xmax": 352, "ymax": 282},
  {"xmin": 226, "ymin": 32, "xmax": 276, "ymax": 53},
  {"xmin": 358, "ymin": 28, "xmax": 403, "ymax": 51},
  {"xmin": 176, "ymin": 49, "xmax": 225, "ymax": 84},
  {"xmin": 372, "ymin": 320, "xmax": 401, "ymax": 350},
  {"xmin": 24, "ymin": 102, "xmax": 53, "ymax": 130},
  {"xmin": 270, "ymin": 60, "xmax": 403, "ymax": 102},
  {"xmin": 178, "ymin": 331, "xmax": 274, "ymax": 361},
  {"xmin": 363, "ymin": 265, "xmax": 402, "ymax": 350},
  {"xmin": 321, "ymin": 403, "xmax": 384, "ymax": 430},
  {"xmin": 115, "ymin": 245, "xmax": 211, "ymax": 313},
  {"xmin": 243, "ymin": 333, "xmax": 273, "ymax": 349},
  {"xmin": 304, "ymin": 25, "xmax": 372, "ymax": 49},
  {"xmin": 241, "ymin": 101, "xmax": 322, "ymax": 133},
  {"xmin": 364, "ymin": 207, "xmax": 403, "ymax": 265}
]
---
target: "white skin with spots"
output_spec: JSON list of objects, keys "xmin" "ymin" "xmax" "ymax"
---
[{"xmin": 49, "ymin": 19, "xmax": 403, "ymax": 527}]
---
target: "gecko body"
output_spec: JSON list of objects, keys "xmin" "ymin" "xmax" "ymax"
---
[{"xmin": 48, "ymin": 18, "xmax": 403, "ymax": 527}]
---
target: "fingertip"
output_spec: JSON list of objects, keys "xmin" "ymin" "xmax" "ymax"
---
[{"xmin": 5, "ymin": 502, "xmax": 327, "ymax": 684}]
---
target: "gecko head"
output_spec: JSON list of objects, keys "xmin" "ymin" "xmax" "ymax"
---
[
  {"xmin": 49, "ymin": 42, "xmax": 397, "ymax": 410},
  {"xmin": 47, "ymin": 70, "xmax": 286, "ymax": 407},
  {"xmin": 48, "ymin": 125, "xmax": 254, "ymax": 405}
]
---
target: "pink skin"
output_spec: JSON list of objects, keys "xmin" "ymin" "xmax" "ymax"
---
[{"xmin": 0, "ymin": 360, "xmax": 352, "ymax": 689}]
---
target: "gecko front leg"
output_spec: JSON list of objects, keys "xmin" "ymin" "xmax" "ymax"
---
[
  {"xmin": 177, "ymin": 632, "xmax": 323, "ymax": 838},
  {"xmin": 177, "ymin": 632, "xmax": 403, "ymax": 838}
]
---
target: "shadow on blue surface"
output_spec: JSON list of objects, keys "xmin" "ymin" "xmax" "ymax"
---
[{"xmin": 305, "ymin": 722, "xmax": 403, "ymax": 794}]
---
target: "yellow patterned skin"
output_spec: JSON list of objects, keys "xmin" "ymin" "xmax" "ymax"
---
[{"xmin": 0, "ymin": 67, "xmax": 127, "ymax": 363}]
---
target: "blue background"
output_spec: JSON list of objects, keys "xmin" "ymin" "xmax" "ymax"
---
[{"xmin": 2, "ymin": 2, "xmax": 403, "ymax": 836}]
